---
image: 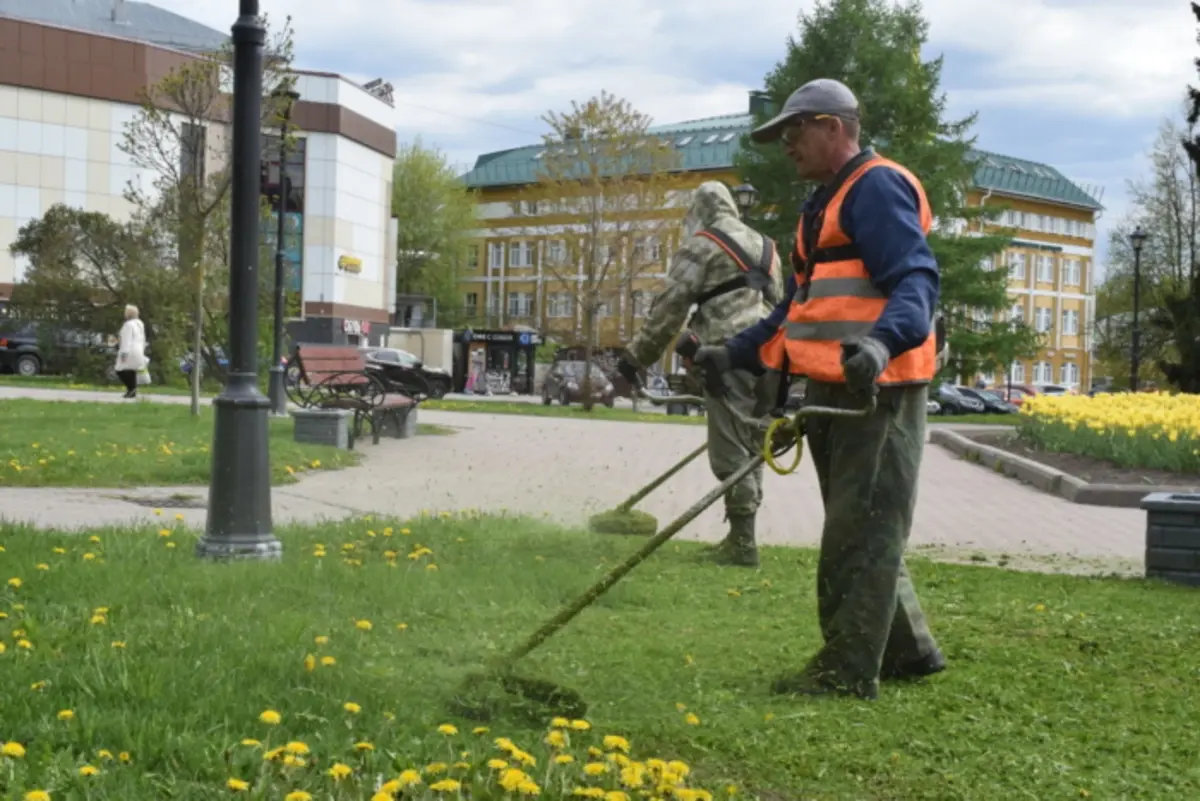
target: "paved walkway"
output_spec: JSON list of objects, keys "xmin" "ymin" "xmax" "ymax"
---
[{"xmin": 0, "ymin": 386, "xmax": 1144, "ymax": 573}]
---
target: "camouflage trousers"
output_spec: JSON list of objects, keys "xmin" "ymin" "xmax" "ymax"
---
[
  {"xmin": 703, "ymin": 369, "xmax": 765, "ymax": 519},
  {"xmin": 800, "ymin": 381, "xmax": 940, "ymax": 697}
]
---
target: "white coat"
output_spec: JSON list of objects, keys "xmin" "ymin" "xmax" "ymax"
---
[{"xmin": 115, "ymin": 318, "xmax": 147, "ymax": 372}]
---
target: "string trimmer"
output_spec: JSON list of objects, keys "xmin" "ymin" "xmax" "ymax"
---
[{"xmin": 448, "ymin": 343, "xmax": 878, "ymax": 722}]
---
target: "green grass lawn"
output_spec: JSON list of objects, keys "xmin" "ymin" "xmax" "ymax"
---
[
  {"xmin": 0, "ymin": 374, "xmax": 209, "ymax": 396},
  {"xmin": 0, "ymin": 399, "xmax": 361, "ymax": 487},
  {"xmin": 0, "ymin": 514, "xmax": 1195, "ymax": 800}
]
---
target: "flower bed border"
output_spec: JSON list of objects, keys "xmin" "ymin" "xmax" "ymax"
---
[{"xmin": 930, "ymin": 428, "xmax": 1200, "ymax": 508}]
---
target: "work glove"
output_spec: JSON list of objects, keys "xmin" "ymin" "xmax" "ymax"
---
[
  {"xmin": 616, "ymin": 351, "xmax": 641, "ymax": 388},
  {"xmin": 840, "ymin": 336, "xmax": 889, "ymax": 395},
  {"xmin": 693, "ymin": 345, "xmax": 732, "ymax": 396}
]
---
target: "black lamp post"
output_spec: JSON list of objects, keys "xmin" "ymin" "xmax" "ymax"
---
[
  {"xmin": 733, "ymin": 182, "xmax": 758, "ymax": 215},
  {"xmin": 268, "ymin": 88, "xmax": 300, "ymax": 418},
  {"xmin": 1129, "ymin": 225, "xmax": 1148, "ymax": 393},
  {"xmin": 196, "ymin": 0, "xmax": 280, "ymax": 561}
]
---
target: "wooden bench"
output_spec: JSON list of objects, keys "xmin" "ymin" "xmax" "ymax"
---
[{"xmin": 286, "ymin": 344, "xmax": 417, "ymax": 449}]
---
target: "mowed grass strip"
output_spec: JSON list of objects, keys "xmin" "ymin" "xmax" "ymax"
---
[
  {"xmin": 0, "ymin": 513, "xmax": 1195, "ymax": 799},
  {"xmin": 0, "ymin": 399, "xmax": 360, "ymax": 487}
]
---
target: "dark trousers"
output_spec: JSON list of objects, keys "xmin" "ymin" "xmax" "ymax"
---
[
  {"xmin": 117, "ymin": 370, "xmax": 137, "ymax": 394},
  {"xmin": 801, "ymin": 380, "xmax": 940, "ymax": 698}
]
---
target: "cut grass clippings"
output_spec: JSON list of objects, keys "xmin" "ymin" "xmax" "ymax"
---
[
  {"xmin": 0, "ymin": 399, "xmax": 361, "ymax": 487},
  {"xmin": 0, "ymin": 513, "xmax": 1196, "ymax": 800}
]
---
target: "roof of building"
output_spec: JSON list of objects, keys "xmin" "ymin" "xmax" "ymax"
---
[
  {"xmin": 0, "ymin": 0, "xmax": 228, "ymax": 54},
  {"xmin": 460, "ymin": 110, "xmax": 1103, "ymax": 211}
]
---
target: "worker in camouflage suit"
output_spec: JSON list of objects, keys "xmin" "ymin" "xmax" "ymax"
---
[{"xmin": 618, "ymin": 181, "xmax": 784, "ymax": 568}]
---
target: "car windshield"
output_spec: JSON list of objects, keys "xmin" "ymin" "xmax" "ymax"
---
[
  {"xmin": 938, "ymin": 384, "xmax": 961, "ymax": 397},
  {"xmin": 976, "ymin": 390, "xmax": 1003, "ymax": 403}
]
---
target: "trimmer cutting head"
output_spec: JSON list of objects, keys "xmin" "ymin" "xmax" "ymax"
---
[
  {"xmin": 447, "ymin": 671, "xmax": 589, "ymax": 723},
  {"xmin": 587, "ymin": 508, "xmax": 658, "ymax": 536}
]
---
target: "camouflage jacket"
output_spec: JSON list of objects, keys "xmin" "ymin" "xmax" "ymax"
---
[{"xmin": 626, "ymin": 181, "xmax": 785, "ymax": 368}]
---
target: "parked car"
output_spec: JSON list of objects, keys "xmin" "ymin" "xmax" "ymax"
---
[
  {"xmin": 0, "ymin": 320, "xmax": 116, "ymax": 377},
  {"xmin": 1037, "ymin": 384, "xmax": 1075, "ymax": 396},
  {"xmin": 988, "ymin": 384, "xmax": 1038, "ymax": 406},
  {"xmin": 956, "ymin": 386, "xmax": 1019, "ymax": 414},
  {"xmin": 932, "ymin": 383, "xmax": 985, "ymax": 415},
  {"xmin": 542, "ymin": 360, "xmax": 616, "ymax": 407},
  {"xmin": 926, "ymin": 398, "xmax": 942, "ymax": 415},
  {"xmin": 362, "ymin": 346, "xmax": 453, "ymax": 399}
]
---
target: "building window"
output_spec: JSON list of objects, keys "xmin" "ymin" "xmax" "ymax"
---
[
  {"xmin": 1008, "ymin": 252, "xmax": 1026, "ymax": 279},
  {"xmin": 979, "ymin": 371, "xmax": 995, "ymax": 386},
  {"xmin": 1034, "ymin": 361, "xmax": 1053, "ymax": 384},
  {"xmin": 633, "ymin": 235, "xmax": 662, "ymax": 264},
  {"xmin": 1062, "ymin": 309, "xmax": 1079, "ymax": 336},
  {"xmin": 1010, "ymin": 302, "xmax": 1024, "ymax": 322},
  {"xmin": 466, "ymin": 245, "xmax": 479, "ymax": 269},
  {"xmin": 631, "ymin": 290, "xmax": 651, "ymax": 318},
  {"xmin": 1060, "ymin": 362, "xmax": 1080, "ymax": 386},
  {"xmin": 1034, "ymin": 306, "xmax": 1052, "ymax": 333},
  {"xmin": 509, "ymin": 241, "xmax": 532, "ymax": 268},
  {"xmin": 488, "ymin": 242, "xmax": 504, "ymax": 269},
  {"xmin": 463, "ymin": 292, "xmax": 478, "ymax": 317},
  {"xmin": 507, "ymin": 291, "xmax": 533, "ymax": 318},
  {"xmin": 546, "ymin": 239, "xmax": 566, "ymax": 265},
  {"xmin": 1010, "ymin": 361, "xmax": 1025, "ymax": 383},
  {"xmin": 547, "ymin": 292, "xmax": 574, "ymax": 318},
  {"xmin": 1062, "ymin": 258, "xmax": 1080, "ymax": 286},
  {"xmin": 980, "ymin": 256, "xmax": 994, "ymax": 271},
  {"xmin": 595, "ymin": 301, "xmax": 612, "ymax": 318},
  {"xmin": 1036, "ymin": 254, "xmax": 1054, "ymax": 283}
]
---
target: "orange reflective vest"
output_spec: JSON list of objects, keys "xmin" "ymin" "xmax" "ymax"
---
[{"xmin": 758, "ymin": 154, "xmax": 937, "ymax": 385}]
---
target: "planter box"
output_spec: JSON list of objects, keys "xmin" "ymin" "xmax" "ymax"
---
[
  {"xmin": 290, "ymin": 408, "xmax": 351, "ymax": 450},
  {"xmin": 379, "ymin": 406, "xmax": 419, "ymax": 440},
  {"xmin": 1141, "ymin": 492, "xmax": 1200, "ymax": 587}
]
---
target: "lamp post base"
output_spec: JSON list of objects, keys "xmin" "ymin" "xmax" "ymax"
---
[
  {"xmin": 268, "ymin": 364, "xmax": 288, "ymax": 417},
  {"xmin": 200, "ymin": 377, "xmax": 279, "ymax": 561}
]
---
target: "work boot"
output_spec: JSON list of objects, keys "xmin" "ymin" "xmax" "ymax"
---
[
  {"xmin": 708, "ymin": 514, "xmax": 759, "ymax": 568},
  {"xmin": 770, "ymin": 670, "xmax": 878, "ymax": 701},
  {"xmin": 880, "ymin": 649, "xmax": 946, "ymax": 681}
]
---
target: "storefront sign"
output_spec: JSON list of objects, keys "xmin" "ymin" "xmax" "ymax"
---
[
  {"xmin": 343, "ymin": 320, "xmax": 371, "ymax": 336},
  {"xmin": 461, "ymin": 329, "xmax": 542, "ymax": 345},
  {"xmin": 338, "ymin": 255, "xmax": 363, "ymax": 274}
]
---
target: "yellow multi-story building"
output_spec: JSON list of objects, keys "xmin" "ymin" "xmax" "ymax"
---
[{"xmin": 458, "ymin": 93, "xmax": 1103, "ymax": 390}]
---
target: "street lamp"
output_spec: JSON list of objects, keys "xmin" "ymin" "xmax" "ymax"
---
[
  {"xmin": 733, "ymin": 183, "xmax": 758, "ymax": 215},
  {"xmin": 268, "ymin": 88, "xmax": 300, "ymax": 418},
  {"xmin": 196, "ymin": 0, "xmax": 281, "ymax": 561},
  {"xmin": 1129, "ymin": 225, "xmax": 1148, "ymax": 393}
]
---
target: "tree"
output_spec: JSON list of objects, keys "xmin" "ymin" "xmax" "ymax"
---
[
  {"xmin": 736, "ymin": 0, "xmax": 1038, "ymax": 381},
  {"xmin": 391, "ymin": 138, "xmax": 479, "ymax": 328},
  {"xmin": 120, "ymin": 15, "xmax": 296, "ymax": 414},
  {"xmin": 506, "ymin": 91, "xmax": 682, "ymax": 410},
  {"xmin": 8, "ymin": 205, "xmax": 190, "ymax": 380},
  {"xmin": 1095, "ymin": 114, "xmax": 1200, "ymax": 389}
]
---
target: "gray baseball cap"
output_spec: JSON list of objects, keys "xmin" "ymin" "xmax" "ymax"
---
[{"xmin": 750, "ymin": 78, "xmax": 860, "ymax": 144}]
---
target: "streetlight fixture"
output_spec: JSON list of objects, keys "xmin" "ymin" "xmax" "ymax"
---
[
  {"xmin": 268, "ymin": 87, "xmax": 300, "ymax": 418},
  {"xmin": 1129, "ymin": 225, "xmax": 1148, "ymax": 393},
  {"xmin": 196, "ymin": 0, "xmax": 281, "ymax": 561},
  {"xmin": 733, "ymin": 183, "xmax": 758, "ymax": 215}
]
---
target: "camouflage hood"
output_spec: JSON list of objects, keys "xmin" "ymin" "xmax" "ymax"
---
[{"xmin": 681, "ymin": 181, "xmax": 740, "ymax": 238}]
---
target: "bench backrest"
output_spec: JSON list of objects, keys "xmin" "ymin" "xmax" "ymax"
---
[{"xmin": 294, "ymin": 344, "xmax": 369, "ymax": 388}]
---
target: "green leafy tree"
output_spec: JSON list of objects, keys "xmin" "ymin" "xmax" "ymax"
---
[
  {"xmin": 736, "ymin": 0, "xmax": 1038, "ymax": 381},
  {"xmin": 391, "ymin": 138, "xmax": 480, "ymax": 328},
  {"xmin": 8, "ymin": 205, "xmax": 190, "ymax": 381}
]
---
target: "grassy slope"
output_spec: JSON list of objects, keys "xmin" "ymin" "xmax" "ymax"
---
[{"xmin": 0, "ymin": 514, "xmax": 1195, "ymax": 800}]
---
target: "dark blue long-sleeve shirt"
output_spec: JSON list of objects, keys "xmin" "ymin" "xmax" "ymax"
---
[{"xmin": 726, "ymin": 161, "xmax": 940, "ymax": 371}]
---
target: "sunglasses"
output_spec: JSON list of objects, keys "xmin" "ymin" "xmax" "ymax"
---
[{"xmin": 780, "ymin": 114, "xmax": 837, "ymax": 143}]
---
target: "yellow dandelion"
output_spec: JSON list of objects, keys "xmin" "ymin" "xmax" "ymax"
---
[
  {"xmin": 52, "ymin": 547, "xmax": 66, "ymax": 555},
  {"xmin": 284, "ymin": 793, "xmax": 312, "ymax": 801},
  {"xmin": 303, "ymin": 653, "xmax": 316, "ymax": 672},
  {"xmin": 226, "ymin": 778, "xmax": 250, "ymax": 791},
  {"xmin": 344, "ymin": 701, "xmax": 362, "ymax": 714},
  {"xmin": 487, "ymin": 758, "xmax": 508, "ymax": 769},
  {"xmin": 395, "ymin": 769, "xmax": 423, "ymax": 787},
  {"xmin": 544, "ymin": 730, "xmax": 566, "ymax": 748},
  {"xmin": 425, "ymin": 762, "xmax": 448, "ymax": 775},
  {"xmin": 429, "ymin": 779, "xmax": 461, "ymax": 793},
  {"xmin": 175, "ymin": 513, "xmax": 184, "ymax": 521},
  {"xmin": 119, "ymin": 752, "xmax": 131, "ymax": 763},
  {"xmin": 23, "ymin": 792, "xmax": 49, "ymax": 801},
  {"xmin": 473, "ymin": 726, "xmax": 489, "ymax": 735},
  {"xmin": 401, "ymin": 528, "xmax": 411, "ymax": 535},
  {"xmin": 240, "ymin": 739, "xmax": 261, "ymax": 747},
  {"xmin": 16, "ymin": 639, "xmax": 32, "ymax": 650},
  {"xmin": 111, "ymin": 641, "xmax": 126, "ymax": 649},
  {"xmin": 90, "ymin": 614, "xmax": 106, "ymax": 625},
  {"xmin": 555, "ymin": 754, "xmax": 576, "ymax": 764},
  {"xmin": 370, "ymin": 794, "xmax": 391, "ymax": 801},
  {"xmin": 2, "ymin": 741, "xmax": 27, "ymax": 758},
  {"xmin": 79, "ymin": 765, "xmax": 100, "ymax": 777},
  {"xmin": 584, "ymin": 762, "xmax": 608, "ymax": 776},
  {"xmin": 258, "ymin": 709, "xmax": 282, "ymax": 725},
  {"xmin": 437, "ymin": 723, "xmax": 458, "ymax": 736},
  {"xmin": 82, "ymin": 553, "xmax": 96, "ymax": 561},
  {"xmin": 88, "ymin": 534, "xmax": 100, "ymax": 542},
  {"xmin": 284, "ymin": 741, "xmax": 309, "ymax": 755},
  {"xmin": 57, "ymin": 709, "xmax": 74, "ymax": 721},
  {"xmin": 158, "ymin": 529, "xmax": 171, "ymax": 538},
  {"xmin": 570, "ymin": 719, "xmax": 591, "ymax": 731},
  {"xmin": 395, "ymin": 622, "xmax": 408, "ymax": 631},
  {"xmin": 7, "ymin": 577, "xmax": 21, "ymax": 589},
  {"xmin": 355, "ymin": 619, "xmax": 373, "ymax": 631},
  {"xmin": 602, "ymin": 735, "xmax": 630, "ymax": 753},
  {"xmin": 314, "ymin": 635, "xmax": 329, "ymax": 645},
  {"xmin": 327, "ymin": 762, "xmax": 352, "ymax": 780},
  {"xmin": 685, "ymin": 713, "xmax": 700, "ymax": 726},
  {"xmin": 320, "ymin": 655, "xmax": 336, "ymax": 666},
  {"xmin": 97, "ymin": 750, "xmax": 114, "ymax": 761},
  {"xmin": 35, "ymin": 563, "xmax": 48, "ymax": 571},
  {"xmin": 354, "ymin": 741, "xmax": 375, "ymax": 751},
  {"xmin": 426, "ymin": 563, "xmax": 439, "ymax": 571}
]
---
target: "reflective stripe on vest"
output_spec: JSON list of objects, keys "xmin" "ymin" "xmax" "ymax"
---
[{"xmin": 758, "ymin": 155, "xmax": 937, "ymax": 386}]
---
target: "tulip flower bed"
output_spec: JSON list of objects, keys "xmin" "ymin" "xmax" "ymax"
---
[
  {"xmin": 1, "ymin": 512, "xmax": 1198, "ymax": 800},
  {"xmin": 1017, "ymin": 392, "xmax": 1200, "ymax": 474}
]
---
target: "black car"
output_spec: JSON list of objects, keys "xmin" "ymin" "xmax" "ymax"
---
[
  {"xmin": 956, "ymin": 386, "xmax": 1019, "ymax": 414},
  {"xmin": 361, "ymin": 347, "xmax": 453, "ymax": 399},
  {"xmin": 0, "ymin": 320, "xmax": 115, "ymax": 377},
  {"xmin": 932, "ymin": 383, "xmax": 986, "ymax": 415}
]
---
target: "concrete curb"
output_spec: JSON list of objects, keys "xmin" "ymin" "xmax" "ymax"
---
[{"xmin": 929, "ymin": 428, "xmax": 1200, "ymax": 508}]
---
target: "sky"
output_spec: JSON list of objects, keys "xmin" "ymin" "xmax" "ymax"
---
[{"xmin": 157, "ymin": 0, "xmax": 1200, "ymax": 268}]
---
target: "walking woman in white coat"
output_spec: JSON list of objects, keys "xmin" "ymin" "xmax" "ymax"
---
[{"xmin": 115, "ymin": 304, "xmax": 147, "ymax": 398}]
